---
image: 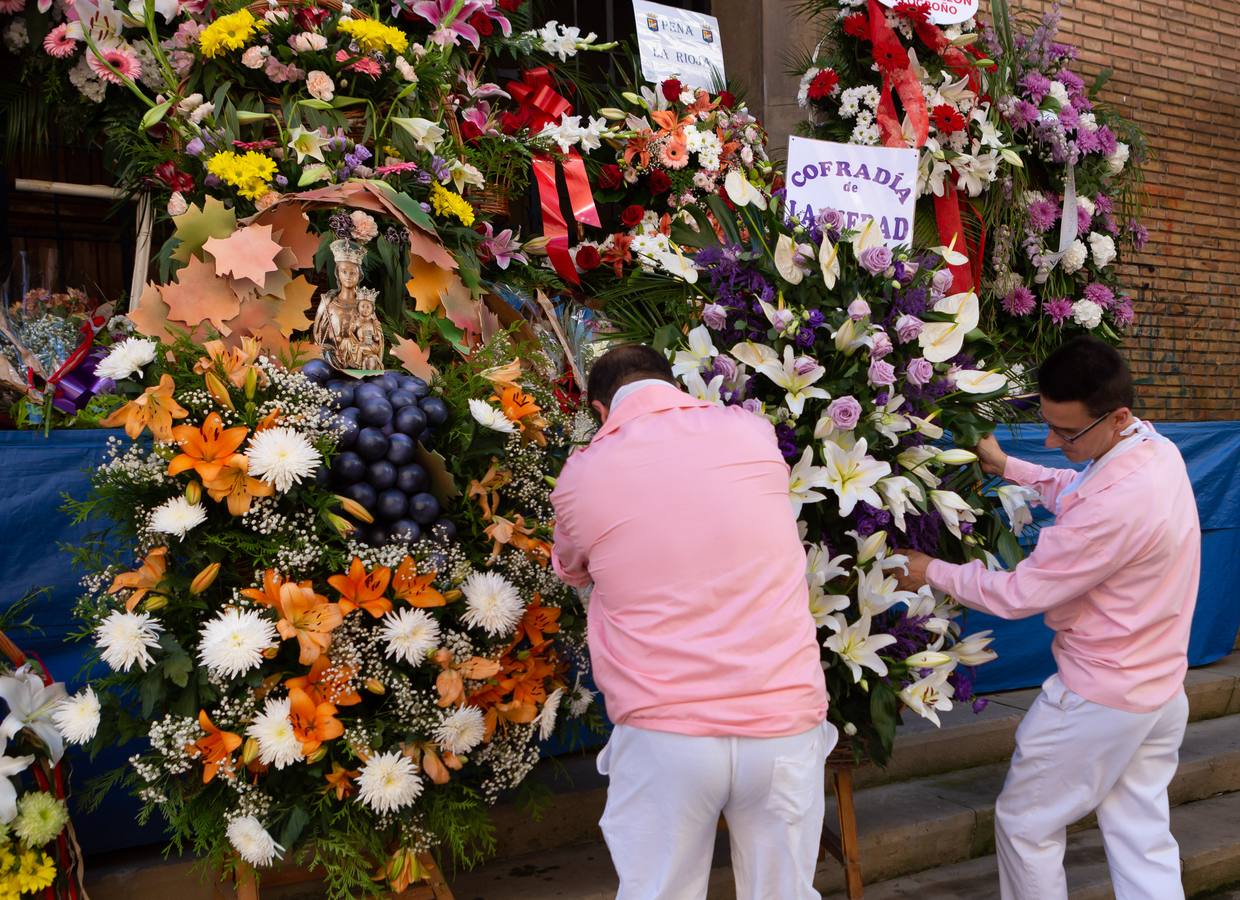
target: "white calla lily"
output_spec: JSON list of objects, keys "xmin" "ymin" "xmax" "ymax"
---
[
  {"xmin": 952, "ymin": 368, "xmax": 1008, "ymax": 394},
  {"xmin": 723, "ymin": 169, "xmax": 767, "ymax": 209},
  {"xmin": 819, "ymin": 236, "xmax": 840, "ymax": 289}
]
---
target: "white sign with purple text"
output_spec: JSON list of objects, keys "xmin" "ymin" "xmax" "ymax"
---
[
  {"xmin": 876, "ymin": 0, "xmax": 978, "ymax": 26},
  {"xmin": 632, "ymin": 0, "xmax": 726, "ymax": 91},
  {"xmin": 784, "ymin": 136, "xmax": 918, "ymax": 248}
]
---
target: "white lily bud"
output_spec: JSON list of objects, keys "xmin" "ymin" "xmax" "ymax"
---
[
  {"xmin": 935, "ymin": 448, "xmax": 978, "ymax": 465},
  {"xmin": 904, "ymin": 651, "xmax": 954, "ymax": 669}
]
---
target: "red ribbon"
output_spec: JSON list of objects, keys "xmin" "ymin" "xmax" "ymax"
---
[
  {"xmin": 869, "ymin": 0, "xmax": 928, "ymax": 149},
  {"xmin": 505, "ymin": 67, "xmax": 573, "ymax": 133},
  {"xmin": 932, "ymin": 182, "xmax": 974, "ymax": 292}
]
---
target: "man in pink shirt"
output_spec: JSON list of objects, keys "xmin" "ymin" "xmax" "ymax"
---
[
  {"xmin": 899, "ymin": 337, "xmax": 1200, "ymax": 900},
  {"xmin": 551, "ymin": 344, "xmax": 832, "ymax": 900}
]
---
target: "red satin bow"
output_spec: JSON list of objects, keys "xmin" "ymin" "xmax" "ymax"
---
[{"xmin": 505, "ymin": 67, "xmax": 573, "ymax": 133}]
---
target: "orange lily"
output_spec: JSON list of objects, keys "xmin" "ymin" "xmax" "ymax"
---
[
  {"xmin": 684, "ymin": 89, "xmax": 720, "ymax": 117},
  {"xmin": 480, "ymin": 359, "xmax": 523, "ymax": 388},
  {"xmin": 392, "ymin": 556, "xmax": 445, "ymax": 608},
  {"xmin": 492, "ymin": 385, "xmax": 547, "ymax": 445},
  {"xmin": 289, "ymin": 686, "xmax": 344, "ymax": 756},
  {"xmin": 286, "ymin": 655, "xmax": 362, "ymax": 707},
  {"xmin": 243, "ymin": 570, "xmax": 342, "ymax": 664},
  {"xmin": 512, "ymin": 592, "xmax": 561, "ymax": 649},
  {"xmin": 324, "ymin": 761, "xmax": 360, "ymax": 800},
  {"xmin": 650, "ymin": 109, "xmax": 695, "ymax": 138},
  {"xmin": 195, "ymin": 337, "xmax": 265, "ymax": 389},
  {"xmin": 168, "ymin": 412, "xmax": 249, "ymax": 482},
  {"xmin": 189, "ymin": 710, "xmax": 242, "ymax": 783},
  {"xmin": 328, "ymin": 557, "xmax": 392, "ymax": 618},
  {"xmin": 204, "ymin": 454, "xmax": 275, "ymax": 516},
  {"xmin": 256, "ymin": 407, "xmax": 282, "ymax": 432},
  {"xmin": 433, "ymin": 649, "xmax": 501, "ymax": 708},
  {"xmin": 466, "ymin": 460, "xmax": 511, "ymax": 522},
  {"xmin": 623, "ymin": 132, "xmax": 652, "ymax": 169},
  {"xmin": 485, "ymin": 514, "xmax": 552, "ymax": 566},
  {"xmin": 108, "ymin": 547, "xmax": 168, "ymax": 612},
  {"xmin": 602, "ymin": 233, "xmax": 634, "ymax": 278},
  {"xmin": 101, "ymin": 374, "xmax": 189, "ymax": 441}
]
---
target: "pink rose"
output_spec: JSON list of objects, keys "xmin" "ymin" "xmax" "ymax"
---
[
  {"xmin": 827, "ymin": 395, "xmax": 862, "ymax": 431},
  {"xmin": 847, "ymin": 298, "xmax": 871, "ymax": 321},
  {"xmin": 869, "ymin": 330, "xmax": 893, "ymax": 359},
  {"xmin": 932, "ymin": 269, "xmax": 954, "ymax": 294},
  {"xmin": 895, "ymin": 314, "xmax": 924, "ymax": 343},
  {"xmin": 906, "ymin": 357, "xmax": 934, "ymax": 386},
  {"xmin": 868, "ymin": 358, "xmax": 896, "ymax": 387},
  {"xmin": 289, "ymin": 32, "xmax": 327, "ymax": 54},
  {"xmin": 306, "ymin": 69, "xmax": 334, "ymax": 102}
]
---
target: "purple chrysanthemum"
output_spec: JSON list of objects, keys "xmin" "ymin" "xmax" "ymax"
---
[
  {"xmin": 1003, "ymin": 286, "xmax": 1037, "ymax": 316},
  {"xmin": 1043, "ymin": 296, "xmax": 1073, "ymax": 324},
  {"xmin": 1083, "ymin": 283, "xmax": 1115, "ymax": 308},
  {"xmin": 1027, "ymin": 197, "xmax": 1060, "ymax": 233}
]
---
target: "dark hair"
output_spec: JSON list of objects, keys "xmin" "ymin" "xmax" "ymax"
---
[
  {"xmin": 586, "ymin": 343, "xmax": 676, "ymax": 408},
  {"xmin": 1037, "ymin": 336, "xmax": 1135, "ymax": 416}
]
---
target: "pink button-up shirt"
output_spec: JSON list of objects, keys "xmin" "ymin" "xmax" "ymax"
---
[
  {"xmin": 927, "ymin": 432, "xmax": 1200, "ymax": 713},
  {"xmin": 550, "ymin": 383, "xmax": 828, "ymax": 738}
]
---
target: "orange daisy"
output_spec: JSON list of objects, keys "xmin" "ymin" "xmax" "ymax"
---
[
  {"xmin": 167, "ymin": 412, "xmax": 249, "ymax": 483},
  {"xmin": 204, "ymin": 454, "xmax": 275, "ymax": 516},
  {"xmin": 101, "ymin": 374, "xmax": 189, "ymax": 441},
  {"xmin": 328, "ymin": 557, "xmax": 392, "ymax": 618}
]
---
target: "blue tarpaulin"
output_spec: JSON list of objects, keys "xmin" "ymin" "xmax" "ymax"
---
[{"xmin": 0, "ymin": 422, "xmax": 1237, "ymax": 853}]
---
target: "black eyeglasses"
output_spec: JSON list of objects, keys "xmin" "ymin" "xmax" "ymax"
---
[{"xmin": 1039, "ymin": 409, "xmax": 1114, "ymax": 444}]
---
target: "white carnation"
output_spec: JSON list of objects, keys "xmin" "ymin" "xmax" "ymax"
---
[
  {"xmin": 1060, "ymin": 239, "xmax": 1088, "ymax": 274},
  {"xmin": 1071, "ymin": 299, "xmax": 1104, "ymax": 330},
  {"xmin": 1089, "ymin": 232, "xmax": 1117, "ymax": 270},
  {"xmin": 1105, "ymin": 141, "xmax": 1130, "ymax": 176}
]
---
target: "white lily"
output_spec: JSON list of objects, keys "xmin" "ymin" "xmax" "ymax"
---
[
  {"xmin": 898, "ymin": 445, "xmax": 939, "ymax": 486},
  {"xmin": 857, "ymin": 564, "xmax": 917, "ymax": 617},
  {"xmin": 919, "ymin": 291, "xmax": 980, "ymax": 363},
  {"xmin": 806, "ymin": 544, "xmax": 852, "ymax": 588},
  {"xmin": 809, "ymin": 587, "xmax": 852, "ymax": 629},
  {"xmin": 729, "ymin": 341, "xmax": 779, "ymax": 370},
  {"xmin": 952, "ymin": 368, "xmax": 1008, "ymax": 394},
  {"xmin": 831, "ymin": 317, "xmax": 870, "ymax": 355},
  {"xmin": 788, "ymin": 447, "xmax": 831, "ymax": 518},
  {"xmin": 821, "ymin": 437, "xmax": 890, "ymax": 517},
  {"xmin": 0, "ymin": 668, "xmax": 68, "ymax": 764},
  {"xmin": 876, "ymin": 475, "xmax": 924, "ymax": 532},
  {"xmin": 847, "ymin": 529, "xmax": 889, "ymax": 565},
  {"xmin": 392, "ymin": 116, "xmax": 446, "ymax": 153},
  {"xmin": 906, "ymin": 586, "xmax": 954, "ymax": 637},
  {"xmin": 819, "ymin": 236, "xmax": 840, "ymax": 289},
  {"xmin": 869, "ymin": 394, "xmax": 912, "ymax": 446},
  {"xmin": 0, "ymin": 735, "xmax": 35, "ymax": 824},
  {"xmin": 286, "ymin": 125, "xmax": 329, "ymax": 164},
  {"xmin": 950, "ymin": 630, "xmax": 998, "ymax": 667},
  {"xmin": 899, "ymin": 668, "xmax": 956, "ymax": 726},
  {"xmin": 824, "ymin": 614, "xmax": 898, "ymax": 683},
  {"xmin": 996, "ymin": 484, "xmax": 1040, "ymax": 534},
  {"xmin": 671, "ymin": 326, "xmax": 718, "ymax": 379},
  {"xmin": 904, "ymin": 650, "xmax": 955, "ymax": 669},
  {"xmin": 683, "ymin": 370, "xmax": 724, "ymax": 404},
  {"xmin": 756, "ymin": 346, "xmax": 829, "ymax": 417},
  {"xmin": 723, "ymin": 169, "xmax": 767, "ymax": 209},
  {"xmin": 774, "ymin": 234, "xmax": 811, "ymax": 285},
  {"xmin": 930, "ymin": 489, "xmax": 979, "ymax": 539}
]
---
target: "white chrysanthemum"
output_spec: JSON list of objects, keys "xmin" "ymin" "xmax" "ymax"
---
[
  {"xmin": 52, "ymin": 688, "xmax": 100, "ymax": 744},
  {"xmin": 95, "ymin": 337, "xmax": 158, "ymax": 381},
  {"xmin": 95, "ymin": 610, "xmax": 162, "ymax": 672},
  {"xmin": 226, "ymin": 816, "xmax": 284, "ymax": 868},
  {"xmin": 197, "ymin": 608, "xmax": 278, "ymax": 679},
  {"xmin": 568, "ymin": 679, "xmax": 595, "ymax": 717},
  {"xmin": 380, "ymin": 608, "xmax": 442, "ymax": 667},
  {"xmin": 433, "ymin": 707, "xmax": 486, "ymax": 755},
  {"xmin": 460, "ymin": 572, "xmax": 524, "ymax": 637},
  {"xmin": 245, "ymin": 697, "xmax": 302, "ymax": 769},
  {"xmin": 148, "ymin": 495, "xmax": 208, "ymax": 539},
  {"xmin": 356, "ymin": 751, "xmax": 423, "ymax": 814},
  {"xmin": 537, "ymin": 688, "xmax": 564, "ymax": 741},
  {"xmin": 468, "ymin": 399, "xmax": 517, "ymax": 435},
  {"xmin": 244, "ymin": 426, "xmax": 321, "ymax": 493}
]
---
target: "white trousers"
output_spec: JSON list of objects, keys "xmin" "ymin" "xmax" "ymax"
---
[
  {"xmin": 995, "ymin": 674, "xmax": 1189, "ymax": 900},
  {"xmin": 597, "ymin": 720, "xmax": 837, "ymax": 900}
]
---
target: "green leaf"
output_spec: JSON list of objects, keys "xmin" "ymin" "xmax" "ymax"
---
[
  {"xmin": 331, "ymin": 96, "xmax": 369, "ymax": 109},
  {"xmin": 297, "ymin": 98, "xmax": 336, "ymax": 111},
  {"xmin": 140, "ymin": 100, "xmax": 173, "ymax": 131},
  {"xmin": 652, "ymin": 324, "xmax": 682, "ymax": 354},
  {"xmin": 280, "ymin": 805, "xmax": 311, "ymax": 849},
  {"xmin": 139, "ymin": 669, "xmax": 164, "ymax": 719},
  {"xmin": 432, "ymin": 315, "xmax": 467, "ymax": 352},
  {"xmin": 163, "ymin": 649, "xmax": 193, "ymax": 689},
  {"xmin": 705, "ymin": 194, "xmax": 742, "ymax": 245},
  {"xmin": 298, "ymin": 165, "xmax": 331, "ymax": 187},
  {"xmin": 996, "ymin": 527, "xmax": 1024, "ymax": 568}
]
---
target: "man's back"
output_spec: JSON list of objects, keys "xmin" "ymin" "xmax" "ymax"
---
[{"xmin": 551, "ymin": 383, "xmax": 827, "ymax": 737}]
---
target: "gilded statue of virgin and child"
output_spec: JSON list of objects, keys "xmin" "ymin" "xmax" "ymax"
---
[{"xmin": 312, "ymin": 239, "xmax": 385, "ymax": 371}]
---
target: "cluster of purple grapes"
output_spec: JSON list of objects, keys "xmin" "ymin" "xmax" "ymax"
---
[{"xmin": 304, "ymin": 360, "xmax": 457, "ymax": 547}]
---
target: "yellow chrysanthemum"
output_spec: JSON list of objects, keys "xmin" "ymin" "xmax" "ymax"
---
[
  {"xmin": 429, "ymin": 182, "xmax": 475, "ymax": 227},
  {"xmin": 14, "ymin": 851, "xmax": 55, "ymax": 893},
  {"xmin": 198, "ymin": 9, "xmax": 265, "ymax": 58},
  {"xmin": 206, "ymin": 151, "xmax": 279, "ymax": 201},
  {"xmin": 336, "ymin": 18, "xmax": 408, "ymax": 54}
]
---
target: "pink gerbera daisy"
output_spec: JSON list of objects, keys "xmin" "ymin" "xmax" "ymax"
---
[
  {"xmin": 43, "ymin": 23, "xmax": 78, "ymax": 58},
  {"xmin": 0, "ymin": 0, "xmax": 26, "ymax": 14},
  {"xmin": 86, "ymin": 43, "xmax": 140, "ymax": 85}
]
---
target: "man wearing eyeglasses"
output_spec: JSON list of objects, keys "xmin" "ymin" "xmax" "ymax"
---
[{"xmin": 897, "ymin": 336, "xmax": 1200, "ymax": 900}]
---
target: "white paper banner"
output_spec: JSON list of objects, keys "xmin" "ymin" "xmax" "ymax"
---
[
  {"xmin": 876, "ymin": 0, "xmax": 979, "ymax": 25},
  {"xmin": 784, "ymin": 136, "xmax": 918, "ymax": 248},
  {"xmin": 632, "ymin": 0, "xmax": 726, "ymax": 91}
]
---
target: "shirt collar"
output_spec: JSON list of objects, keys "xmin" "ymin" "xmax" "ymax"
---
[
  {"xmin": 610, "ymin": 378, "xmax": 675, "ymax": 412},
  {"xmin": 592, "ymin": 382, "xmax": 709, "ymax": 444}
]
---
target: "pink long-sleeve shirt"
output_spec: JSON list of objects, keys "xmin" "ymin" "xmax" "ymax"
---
[
  {"xmin": 927, "ymin": 433, "xmax": 1200, "ymax": 713},
  {"xmin": 550, "ymin": 383, "xmax": 828, "ymax": 738}
]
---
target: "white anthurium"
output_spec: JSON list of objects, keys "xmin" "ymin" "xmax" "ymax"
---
[
  {"xmin": 919, "ymin": 291, "xmax": 980, "ymax": 363},
  {"xmin": 908, "ymin": 414, "xmax": 945, "ymax": 440},
  {"xmin": 904, "ymin": 650, "xmax": 955, "ymax": 669},
  {"xmin": 821, "ymin": 437, "xmax": 891, "ymax": 517},
  {"xmin": 756, "ymin": 346, "xmax": 830, "ymax": 417},
  {"xmin": 952, "ymin": 368, "xmax": 1008, "ymax": 394},
  {"xmin": 876, "ymin": 475, "xmax": 924, "ymax": 532},
  {"xmin": 930, "ymin": 489, "xmax": 979, "ymax": 539},
  {"xmin": 928, "ymin": 239, "xmax": 969, "ymax": 268},
  {"xmin": 870, "ymin": 394, "xmax": 913, "ymax": 446},
  {"xmin": 846, "ymin": 529, "xmax": 889, "ymax": 566},
  {"xmin": 850, "ymin": 217, "xmax": 883, "ymax": 254},
  {"xmin": 898, "ymin": 445, "xmax": 939, "ymax": 487},
  {"xmin": 788, "ymin": 447, "xmax": 831, "ymax": 518},
  {"xmin": 996, "ymin": 484, "xmax": 1040, "ymax": 534},
  {"xmin": 774, "ymin": 234, "xmax": 807, "ymax": 285},
  {"xmin": 671, "ymin": 325, "xmax": 718, "ymax": 378},
  {"xmin": 935, "ymin": 447, "xmax": 978, "ymax": 466},
  {"xmin": 899, "ymin": 667, "xmax": 956, "ymax": 726},
  {"xmin": 949, "ymin": 631, "xmax": 999, "ymax": 666},
  {"xmin": 723, "ymin": 169, "xmax": 767, "ymax": 209},
  {"xmin": 657, "ymin": 247, "xmax": 699, "ymax": 284},
  {"xmin": 831, "ymin": 317, "xmax": 870, "ymax": 356},
  {"xmin": 824, "ymin": 614, "xmax": 898, "ymax": 683},
  {"xmin": 819, "ymin": 236, "xmax": 841, "ymax": 289},
  {"xmin": 0, "ymin": 668, "xmax": 68, "ymax": 764},
  {"xmin": 683, "ymin": 370, "xmax": 724, "ymax": 404},
  {"xmin": 729, "ymin": 341, "xmax": 779, "ymax": 370},
  {"xmin": 856, "ymin": 564, "xmax": 918, "ymax": 617},
  {"xmin": 0, "ymin": 735, "xmax": 35, "ymax": 824}
]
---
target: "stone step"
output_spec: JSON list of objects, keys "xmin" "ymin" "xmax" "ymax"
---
[{"xmin": 450, "ymin": 709, "xmax": 1240, "ymax": 898}]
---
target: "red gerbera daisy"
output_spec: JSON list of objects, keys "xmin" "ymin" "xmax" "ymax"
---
[
  {"xmin": 930, "ymin": 104, "xmax": 967, "ymax": 134},
  {"xmin": 892, "ymin": 1, "xmax": 932, "ymax": 27},
  {"xmin": 807, "ymin": 69, "xmax": 840, "ymax": 101},
  {"xmin": 872, "ymin": 38, "xmax": 910, "ymax": 72},
  {"xmin": 842, "ymin": 13, "xmax": 870, "ymax": 40}
]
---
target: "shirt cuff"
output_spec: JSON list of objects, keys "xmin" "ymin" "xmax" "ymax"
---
[{"xmin": 926, "ymin": 558, "xmax": 958, "ymax": 593}]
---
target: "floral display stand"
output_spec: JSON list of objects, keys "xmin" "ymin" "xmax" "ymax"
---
[
  {"xmin": 218, "ymin": 854, "xmax": 453, "ymax": 899},
  {"xmin": 821, "ymin": 741, "xmax": 863, "ymax": 899}
]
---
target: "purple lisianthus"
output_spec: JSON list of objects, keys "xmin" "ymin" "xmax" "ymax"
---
[
  {"xmin": 1019, "ymin": 71, "xmax": 1051, "ymax": 103},
  {"xmin": 275, "ymin": 174, "xmax": 288, "ymax": 187},
  {"xmin": 852, "ymin": 501, "xmax": 893, "ymax": 537},
  {"xmin": 906, "ymin": 357, "xmax": 935, "ymax": 386},
  {"xmin": 1129, "ymin": 220, "xmax": 1150, "ymax": 251},
  {"xmin": 870, "ymin": 330, "xmax": 894, "ymax": 359},
  {"xmin": 895, "ymin": 314, "xmax": 924, "ymax": 343},
  {"xmin": 774, "ymin": 423, "xmax": 799, "ymax": 460},
  {"xmin": 805, "ymin": 308, "xmax": 825, "ymax": 329},
  {"xmin": 893, "ymin": 260, "xmax": 918, "ymax": 285},
  {"xmin": 827, "ymin": 395, "xmax": 863, "ymax": 431},
  {"xmin": 868, "ymin": 358, "xmax": 897, "ymax": 387},
  {"xmin": 185, "ymin": 137, "xmax": 205, "ymax": 156},
  {"xmin": 1043, "ymin": 296, "xmax": 1074, "ymax": 325},
  {"xmin": 742, "ymin": 398, "xmax": 764, "ymax": 415},
  {"xmin": 931, "ymin": 269, "xmax": 954, "ymax": 294},
  {"xmin": 1027, "ymin": 197, "xmax": 1060, "ymax": 233},
  {"xmin": 848, "ymin": 298, "xmax": 871, "ymax": 320},
  {"xmin": 1002, "ymin": 285, "xmax": 1036, "ymax": 316},
  {"xmin": 795, "ymin": 326, "xmax": 817, "ymax": 349},
  {"xmin": 1083, "ymin": 283, "xmax": 1115, "ymax": 308},
  {"xmin": 204, "ymin": 174, "xmax": 222, "ymax": 188},
  {"xmin": 703, "ymin": 303, "xmax": 728, "ymax": 330},
  {"xmin": 859, "ymin": 245, "xmax": 894, "ymax": 276}
]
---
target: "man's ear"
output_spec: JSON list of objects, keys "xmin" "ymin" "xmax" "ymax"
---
[{"xmin": 591, "ymin": 400, "xmax": 609, "ymax": 424}]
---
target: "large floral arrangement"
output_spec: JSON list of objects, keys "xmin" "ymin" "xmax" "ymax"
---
[
  {"xmin": 598, "ymin": 169, "xmax": 1034, "ymax": 762},
  {"xmin": 66, "ymin": 330, "xmax": 594, "ymax": 894},
  {"xmin": 791, "ymin": 0, "xmax": 1145, "ymax": 363}
]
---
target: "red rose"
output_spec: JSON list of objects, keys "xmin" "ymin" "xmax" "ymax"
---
[
  {"xmin": 872, "ymin": 38, "xmax": 910, "ymax": 71},
  {"xmin": 661, "ymin": 79, "xmax": 683, "ymax": 102},
  {"xmin": 807, "ymin": 69, "xmax": 840, "ymax": 101},
  {"xmin": 842, "ymin": 13, "xmax": 869, "ymax": 40},
  {"xmin": 498, "ymin": 0, "xmax": 523, "ymax": 10},
  {"xmin": 930, "ymin": 103, "xmax": 967, "ymax": 134},
  {"xmin": 574, "ymin": 245, "xmax": 601, "ymax": 272},
  {"xmin": 468, "ymin": 11, "xmax": 493, "ymax": 37},
  {"xmin": 598, "ymin": 163, "xmax": 624, "ymax": 189},
  {"xmin": 620, "ymin": 204, "xmax": 645, "ymax": 227},
  {"xmin": 648, "ymin": 170, "xmax": 672, "ymax": 194},
  {"xmin": 718, "ymin": 90, "xmax": 736, "ymax": 109}
]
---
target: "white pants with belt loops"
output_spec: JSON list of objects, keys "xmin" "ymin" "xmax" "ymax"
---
[
  {"xmin": 597, "ymin": 720, "xmax": 837, "ymax": 900},
  {"xmin": 995, "ymin": 673, "xmax": 1189, "ymax": 900}
]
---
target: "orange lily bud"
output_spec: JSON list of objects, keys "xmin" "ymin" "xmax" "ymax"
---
[
  {"xmin": 443, "ymin": 589, "xmax": 462, "ymax": 603},
  {"xmin": 143, "ymin": 594, "xmax": 168, "ymax": 612},
  {"xmin": 204, "ymin": 372, "xmax": 235, "ymax": 410},
  {"xmin": 262, "ymin": 646, "xmax": 279, "ymax": 659},
  {"xmin": 190, "ymin": 562, "xmax": 221, "ymax": 595},
  {"xmin": 365, "ymin": 678, "xmax": 386, "ymax": 695},
  {"xmin": 306, "ymin": 746, "xmax": 327, "ymax": 764},
  {"xmin": 326, "ymin": 512, "xmax": 355, "ymax": 537},
  {"xmin": 244, "ymin": 367, "xmax": 258, "ymax": 400},
  {"xmin": 185, "ymin": 481, "xmax": 202, "ymax": 505},
  {"xmin": 336, "ymin": 495, "xmax": 374, "ymax": 524},
  {"xmin": 241, "ymin": 737, "xmax": 260, "ymax": 766}
]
